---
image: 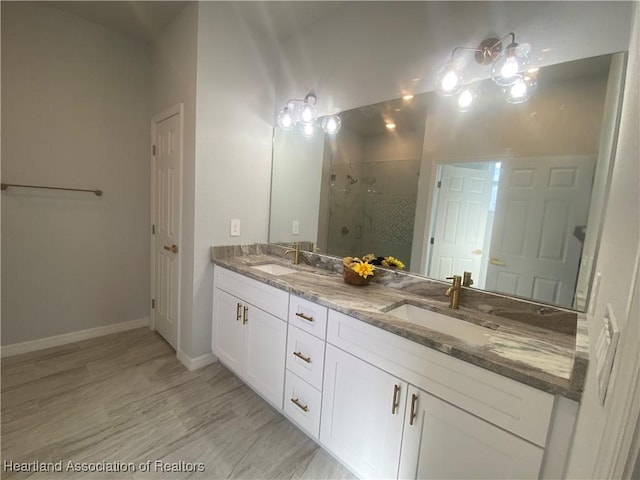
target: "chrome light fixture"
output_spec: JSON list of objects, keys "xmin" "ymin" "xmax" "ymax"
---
[
  {"xmin": 276, "ymin": 92, "xmax": 341, "ymax": 135},
  {"xmin": 435, "ymin": 33, "xmax": 534, "ymax": 108}
]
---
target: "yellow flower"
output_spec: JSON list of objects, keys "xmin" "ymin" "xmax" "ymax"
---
[
  {"xmin": 383, "ymin": 256, "xmax": 405, "ymax": 269},
  {"xmin": 362, "ymin": 253, "xmax": 376, "ymax": 263},
  {"xmin": 352, "ymin": 261, "xmax": 375, "ymax": 278}
]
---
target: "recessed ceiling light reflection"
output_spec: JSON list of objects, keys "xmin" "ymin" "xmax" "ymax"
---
[
  {"xmin": 385, "ymin": 123, "xmax": 396, "ymax": 130},
  {"xmin": 402, "ymin": 94, "xmax": 414, "ymax": 101}
]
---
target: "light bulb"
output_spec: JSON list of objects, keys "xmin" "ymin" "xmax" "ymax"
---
[
  {"xmin": 322, "ymin": 115, "xmax": 341, "ymax": 134},
  {"xmin": 492, "ymin": 42, "xmax": 530, "ymax": 86},
  {"xmin": 277, "ymin": 107, "xmax": 294, "ymax": 130},
  {"xmin": 456, "ymin": 85, "xmax": 480, "ymax": 111},
  {"xmin": 504, "ymin": 74, "xmax": 537, "ymax": 104},
  {"xmin": 435, "ymin": 59, "xmax": 464, "ymax": 96},
  {"xmin": 300, "ymin": 103, "xmax": 317, "ymax": 124}
]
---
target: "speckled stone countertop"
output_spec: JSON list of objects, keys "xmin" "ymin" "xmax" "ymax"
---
[{"xmin": 210, "ymin": 244, "xmax": 588, "ymax": 401}]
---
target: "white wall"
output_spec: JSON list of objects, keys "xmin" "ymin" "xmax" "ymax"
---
[
  {"xmin": 566, "ymin": 3, "xmax": 640, "ymax": 476},
  {"xmin": 192, "ymin": 2, "xmax": 279, "ymax": 358},
  {"xmin": 277, "ymin": 1, "xmax": 632, "ymax": 116},
  {"xmin": 151, "ymin": 3, "xmax": 198, "ymax": 358},
  {"xmin": 1, "ymin": 3, "xmax": 150, "ymax": 345}
]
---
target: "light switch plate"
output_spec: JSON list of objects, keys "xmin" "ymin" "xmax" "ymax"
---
[
  {"xmin": 596, "ymin": 303, "xmax": 620, "ymax": 404},
  {"xmin": 292, "ymin": 220, "xmax": 300, "ymax": 235},
  {"xmin": 230, "ymin": 219, "xmax": 241, "ymax": 237}
]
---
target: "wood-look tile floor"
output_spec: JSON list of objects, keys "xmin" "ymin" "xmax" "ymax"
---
[{"xmin": 1, "ymin": 328, "xmax": 355, "ymax": 480}]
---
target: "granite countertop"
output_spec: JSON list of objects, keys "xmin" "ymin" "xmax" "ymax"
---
[{"xmin": 210, "ymin": 244, "xmax": 588, "ymax": 401}]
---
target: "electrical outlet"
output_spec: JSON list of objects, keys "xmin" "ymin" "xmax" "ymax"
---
[
  {"xmin": 292, "ymin": 220, "xmax": 300, "ymax": 235},
  {"xmin": 230, "ymin": 219, "xmax": 241, "ymax": 237},
  {"xmin": 596, "ymin": 303, "xmax": 620, "ymax": 404}
]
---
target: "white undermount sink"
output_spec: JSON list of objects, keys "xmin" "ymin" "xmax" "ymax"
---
[
  {"xmin": 251, "ymin": 263, "xmax": 298, "ymax": 276},
  {"xmin": 387, "ymin": 304, "xmax": 494, "ymax": 346}
]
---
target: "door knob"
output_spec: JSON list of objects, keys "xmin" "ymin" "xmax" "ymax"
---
[{"xmin": 163, "ymin": 244, "xmax": 179, "ymax": 254}]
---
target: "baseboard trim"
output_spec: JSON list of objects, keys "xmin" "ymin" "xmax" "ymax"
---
[
  {"xmin": 1, "ymin": 318, "xmax": 150, "ymax": 358},
  {"xmin": 176, "ymin": 349, "xmax": 217, "ymax": 371}
]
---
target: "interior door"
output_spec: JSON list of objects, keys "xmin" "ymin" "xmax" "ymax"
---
[
  {"xmin": 428, "ymin": 164, "xmax": 493, "ymax": 285},
  {"xmin": 485, "ymin": 155, "xmax": 595, "ymax": 307},
  {"xmin": 152, "ymin": 110, "xmax": 182, "ymax": 349}
]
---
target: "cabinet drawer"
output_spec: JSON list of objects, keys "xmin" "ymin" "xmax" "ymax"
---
[
  {"xmin": 214, "ymin": 266, "xmax": 289, "ymax": 319},
  {"xmin": 327, "ymin": 309, "xmax": 554, "ymax": 447},
  {"xmin": 284, "ymin": 371, "xmax": 322, "ymax": 439},
  {"xmin": 286, "ymin": 325, "xmax": 325, "ymax": 390},
  {"xmin": 288, "ymin": 295, "xmax": 328, "ymax": 339}
]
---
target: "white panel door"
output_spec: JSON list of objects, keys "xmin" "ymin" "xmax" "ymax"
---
[
  {"xmin": 212, "ymin": 288, "xmax": 245, "ymax": 376},
  {"xmin": 429, "ymin": 164, "xmax": 492, "ymax": 284},
  {"xmin": 243, "ymin": 305, "xmax": 287, "ymax": 409},
  {"xmin": 152, "ymin": 111, "xmax": 182, "ymax": 349},
  {"xmin": 398, "ymin": 385, "xmax": 544, "ymax": 480},
  {"xmin": 485, "ymin": 155, "xmax": 595, "ymax": 307},
  {"xmin": 321, "ymin": 344, "xmax": 406, "ymax": 479}
]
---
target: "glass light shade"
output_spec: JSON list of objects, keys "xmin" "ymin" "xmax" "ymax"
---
[
  {"xmin": 456, "ymin": 85, "xmax": 480, "ymax": 111},
  {"xmin": 322, "ymin": 115, "xmax": 342, "ymax": 134},
  {"xmin": 277, "ymin": 107, "xmax": 294, "ymax": 130},
  {"xmin": 299, "ymin": 102, "xmax": 317, "ymax": 124},
  {"xmin": 491, "ymin": 42, "xmax": 530, "ymax": 86},
  {"xmin": 504, "ymin": 74, "xmax": 537, "ymax": 104},
  {"xmin": 435, "ymin": 59, "xmax": 464, "ymax": 96}
]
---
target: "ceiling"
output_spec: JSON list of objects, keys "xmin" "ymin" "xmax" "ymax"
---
[{"xmin": 45, "ymin": 1, "xmax": 346, "ymax": 44}]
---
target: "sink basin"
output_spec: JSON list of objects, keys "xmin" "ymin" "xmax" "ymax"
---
[
  {"xmin": 387, "ymin": 304, "xmax": 493, "ymax": 346},
  {"xmin": 251, "ymin": 263, "xmax": 298, "ymax": 276}
]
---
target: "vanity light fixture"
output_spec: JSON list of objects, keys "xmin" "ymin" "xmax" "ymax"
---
[
  {"xmin": 504, "ymin": 72, "xmax": 537, "ymax": 104},
  {"xmin": 276, "ymin": 92, "xmax": 342, "ymax": 136},
  {"xmin": 435, "ymin": 33, "xmax": 534, "ymax": 108},
  {"xmin": 385, "ymin": 122, "xmax": 396, "ymax": 130}
]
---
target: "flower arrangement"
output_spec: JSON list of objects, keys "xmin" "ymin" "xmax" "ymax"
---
[
  {"xmin": 342, "ymin": 256, "xmax": 375, "ymax": 286},
  {"xmin": 341, "ymin": 254, "xmax": 405, "ymax": 286}
]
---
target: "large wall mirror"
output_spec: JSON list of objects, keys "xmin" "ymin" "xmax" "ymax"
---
[{"xmin": 269, "ymin": 52, "xmax": 626, "ymax": 312}]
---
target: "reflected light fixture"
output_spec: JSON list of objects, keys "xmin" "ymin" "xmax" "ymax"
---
[
  {"xmin": 435, "ymin": 32, "xmax": 534, "ymax": 107},
  {"xmin": 504, "ymin": 73, "xmax": 537, "ymax": 104},
  {"xmin": 385, "ymin": 122, "xmax": 396, "ymax": 130},
  {"xmin": 276, "ymin": 92, "xmax": 341, "ymax": 136}
]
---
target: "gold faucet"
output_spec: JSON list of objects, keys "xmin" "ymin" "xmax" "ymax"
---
[
  {"xmin": 445, "ymin": 275, "xmax": 462, "ymax": 309},
  {"xmin": 284, "ymin": 242, "xmax": 301, "ymax": 265},
  {"xmin": 463, "ymin": 271, "xmax": 474, "ymax": 287}
]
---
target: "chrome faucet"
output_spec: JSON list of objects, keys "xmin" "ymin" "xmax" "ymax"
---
[
  {"xmin": 284, "ymin": 242, "xmax": 301, "ymax": 265},
  {"xmin": 445, "ymin": 275, "xmax": 462, "ymax": 309}
]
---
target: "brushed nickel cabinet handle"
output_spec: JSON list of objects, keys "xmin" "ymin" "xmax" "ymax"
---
[
  {"xmin": 295, "ymin": 312, "xmax": 314, "ymax": 322},
  {"xmin": 293, "ymin": 351, "xmax": 311, "ymax": 363},
  {"xmin": 243, "ymin": 306, "xmax": 248, "ymax": 325},
  {"xmin": 392, "ymin": 384, "xmax": 401, "ymax": 414},
  {"xmin": 409, "ymin": 393, "xmax": 418, "ymax": 426},
  {"xmin": 236, "ymin": 303, "xmax": 242, "ymax": 321},
  {"xmin": 291, "ymin": 398, "xmax": 309, "ymax": 412}
]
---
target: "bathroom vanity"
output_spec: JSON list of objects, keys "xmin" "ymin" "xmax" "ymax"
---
[{"xmin": 211, "ymin": 244, "xmax": 586, "ymax": 479}]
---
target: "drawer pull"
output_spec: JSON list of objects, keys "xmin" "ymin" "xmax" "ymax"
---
[
  {"xmin": 291, "ymin": 398, "xmax": 309, "ymax": 412},
  {"xmin": 392, "ymin": 384, "xmax": 401, "ymax": 414},
  {"xmin": 236, "ymin": 303, "xmax": 242, "ymax": 321},
  {"xmin": 243, "ymin": 306, "xmax": 248, "ymax": 325},
  {"xmin": 295, "ymin": 312, "xmax": 314, "ymax": 322},
  {"xmin": 409, "ymin": 393, "xmax": 418, "ymax": 426},
  {"xmin": 293, "ymin": 351, "xmax": 311, "ymax": 363}
]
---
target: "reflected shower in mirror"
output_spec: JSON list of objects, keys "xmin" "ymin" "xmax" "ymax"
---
[{"xmin": 268, "ymin": 53, "xmax": 625, "ymax": 311}]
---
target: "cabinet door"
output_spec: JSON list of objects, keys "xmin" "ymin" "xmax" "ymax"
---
[
  {"xmin": 321, "ymin": 344, "xmax": 406, "ymax": 479},
  {"xmin": 243, "ymin": 304, "xmax": 287, "ymax": 409},
  {"xmin": 399, "ymin": 385, "xmax": 544, "ymax": 480},
  {"xmin": 212, "ymin": 288, "xmax": 245, "ymax": 376}
]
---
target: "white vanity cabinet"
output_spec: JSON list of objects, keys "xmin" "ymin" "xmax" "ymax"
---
[
  {"xmin": 324, "ymin": 309, "xmax": 555, "ymax": 480},
  {"xmin": 212, "ymin": 267, "xmax": 289, "ymax": 409},
  {"xmin": 283, "ymin": 295, "xmax": 328, "ymax": 439},
  {"xmin": 398, "ymin": 384, "xmax": 544, "ymax": 479},
  {"xmin": 321, "ymin": 344, "xmax": 407, "ymax": 479}
]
